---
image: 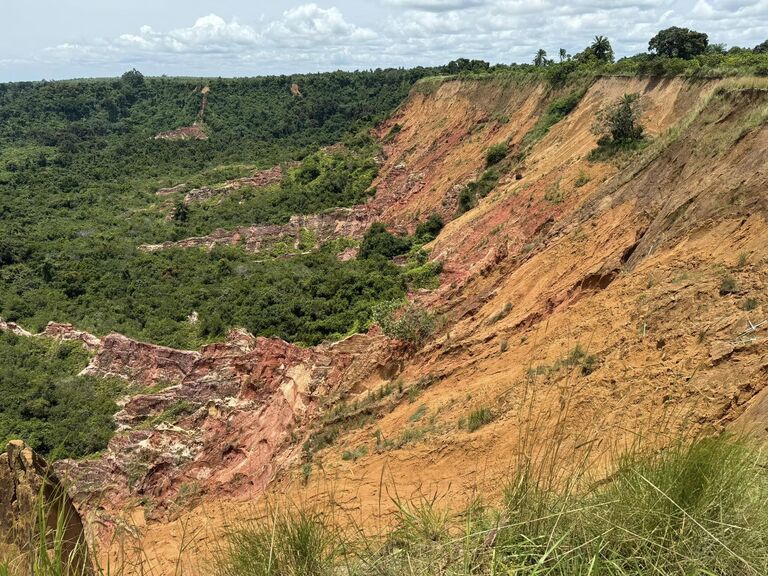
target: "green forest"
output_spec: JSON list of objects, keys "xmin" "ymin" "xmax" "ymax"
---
[
  {"xmin": 0, "ymin": 331, "xmax": 124, "ymax": 459},
  {"xmin": 0, "ymin": 69, "xmax": 439, "ymax": 458},
  {"xmin": 0, "ymin": 69, "xmax": 438, "ymax": 348}
]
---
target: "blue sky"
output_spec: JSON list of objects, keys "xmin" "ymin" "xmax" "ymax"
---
[{"xmin": 1, "ymin": 0, "xmax": 766, "ymax": 81}]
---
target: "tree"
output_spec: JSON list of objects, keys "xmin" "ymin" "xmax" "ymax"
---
[
  {"xmin": 359, "ymin": 223, "xmax": 412, "ymax": 259},
  {"xmin": 121, "ymin": 68, "xmax": 145, "ymax": 89},
  {"xmin": 590, "ymin": 36, "xmax": 614, "ymax": 63},
  {"xmin": 442, "ymin": 58, "xmax": 490, "ymax": 74},
  {"xmin": 592, "ymin": 93, "xmax": 645, "ymax": 144},
  {"xmin": 559, "ymin": 48, "xmax": 567, "ymax": 62},
  {"xmin": 648, "ymin": 27, "xmax": 708, "ymax": 59},
  {"xmin": 172, "ymin": 200, "xmax": 189, "ymax": 222},
  {"xmin": 534, "ymin": 49, "xmax": 550, "ymax": 67},
  {"xmin": 754, "ymin": 40, "xmax": 768, "ymax": 54}
]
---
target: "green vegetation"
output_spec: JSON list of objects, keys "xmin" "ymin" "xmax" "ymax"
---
[
  {"xmin": 457, "ymin": 169, "xmax": 500, "ymax": 214},
  {"xmin": 462, "ymin": 407, "xmax": 494, "ymax": 432},
  {"xmin": 742, "ymin": 297, "xmax": 759, "ymax": 311},
  {"xmin": 522, "ymin": 89, "xmax": 586, "ymax": 149},
  {"xmin": 719, "ymin": 274, "xmax": 739, "ymax": 295},
  {"xmin": 414, "ymin": 213, "xmax": 444, "ymax": 244},
  {"xmin": 649, "ymin": 27, "xmax": 709, "ymax": 59},
  {"xmin": 589, "ymin": 92, "xmax": 647, "ymax": 160},
  {"xmin": 0, "ymin": 69, "xmax": 436, "ymax": 351},
  {"xmin": 372, "ymin": 301, "xmax": 435, "ymax": 346},
  {"xmin": 528, "ymin": 344, "xmax": 598, "ymax": 378},
  {"xmin": 4, "ymin": 244, "xmax": 408, "ymax": 349},
  {"xmin": 484, "ymin": 142, "xmax": 508, "ymax": 166},
  {"xmin": 573, "ymin": 169, "xmax": 591, "ymax": 187},
  {"xmin": 359, "ymin": 223, "xmax": 412, "ymax": 260},
  {"xmin": 341, "ymin": 445, "xmax": 368, "ymax": 462},
  {"xmin": 0, "ymin": 331, "xmax": 124, "ymax": 460},
  {"xmin": 137, "ymin": 400, "xmax": 197, "ymax": 430},
  {"xmin": 208, "ymin": 435, "xmax": 768, "ymax": 576},
  {"xmin": 181, "ymin": 136, "xmax": 380, "ymax": 236}
]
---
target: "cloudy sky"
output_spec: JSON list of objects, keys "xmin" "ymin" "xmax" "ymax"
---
[{"xmin": 1, "ymin": 0, "xmax": 766, "ymax": 81}]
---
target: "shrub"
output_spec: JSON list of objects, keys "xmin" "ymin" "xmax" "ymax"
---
[
  {"xmin": 485, "ymin": 143, "xmax": 508, "ymax": 166},
  {"xmin": 574, "ymin": 170, "xmax": 590, "ymax": 187},
  {"xmin": 359, "ymin": 223, "xmax": 412, "ymax": 259},
  {"xmin": 742, "ymin": 297, "xmax": 759, "ymax": 311},
  {"xmin": 404, "ymin": 260, "xmax": 442, "ymax": 290},
  {"xmin": 414, "ymin": 213, "xmax": 444, "ymax": 243},
  {"xmin": 593, "ymin": 93, "xmax": 644, "ymax": 144},
  {"xmin": 719, "ymin": 274, "xmax": 738, "ymax": 295},
  {"xmin": 373, "ymin": 301, "xmax": 435, "ymax": 347},
  {"xmin": 465, "ymin": 407, "xmax": 494, "ymax": 432},
  {"xmin": 589, "ymin": 93, "xmax": 646, "ymax": 160},
  {"xmin": 456, "ymin": 169, "xmax": 500, "ymax": 214},
  {"xmin": 341, "ymin": 445, "xmax": 368, "ymax": 462}
]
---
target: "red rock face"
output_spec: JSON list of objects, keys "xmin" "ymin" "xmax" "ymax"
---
[
  {"xmin": 42, "ymin": 322, "xmax": 101, "ymax": 352},
  {"xmin": 56, "ymin": 328, "xmax": 402, "ymax": 520},
  {"xmin": 83, "ymin": 333, "xmax": 200, "ymax": 386}
]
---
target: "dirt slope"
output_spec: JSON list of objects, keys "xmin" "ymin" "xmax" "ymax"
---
[{"xmin": 21, "ymin": 75, "xmax": 766, "ymax": 574}]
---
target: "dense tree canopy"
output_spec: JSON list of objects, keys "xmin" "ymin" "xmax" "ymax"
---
[
  {"xmin": 0, "ymin": 69, "xmax": 440, "ymax": 350},
  {"xmin": 0, "ymin": 332, "xmax": 124, "ymax": 459},
  {"xmin": 649, "ymin": 27, "xmax": 709, "ymax": 59}
]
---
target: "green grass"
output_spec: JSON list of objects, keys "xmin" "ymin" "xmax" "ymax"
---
[
  {"xmin": 5, "ymin": 435, "xmax": 767, "ymax": 575},
  {"xmin": 522, "ymin": 89, "xmax": 587, "ymax": 150},
  {"xmin": 464, "ymin": 407, "xmax": 494, "ymax": 432},
  {"xmin": 211, "ymin": 435, "xmax": 768, "ymax": 576}
]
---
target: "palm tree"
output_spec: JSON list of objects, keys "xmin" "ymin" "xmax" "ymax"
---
[
  {"xmin": 533, "ymin": 49, "xmax": 549, "ymax": 67},
  {"xmin": 590, "ymin": 36, "xmax": 614, "ymax": 63},
  {"xmin": 559, "ymin": 48, "xmax": 567, "ymax": 62}
]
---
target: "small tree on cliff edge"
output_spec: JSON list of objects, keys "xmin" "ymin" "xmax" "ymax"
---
[{"xmin": 592, "ymin": 93, "xmax": 644, "ymax": 144}]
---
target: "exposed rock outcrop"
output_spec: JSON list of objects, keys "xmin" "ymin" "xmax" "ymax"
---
[
  {"xmin": 154, "ymin": 124, "xmax": 208, "ymax": 141},
  {"xmin": 140, "ymin": 207, "xmax": 371, "ymax": 254},
  {"xmin": 57, "ymin": 328, "xmax": 403, "ymax": 518},
  {"xmin": 183, "ymin": 164, "xmax": 293, "ymax": 205},
  {"xmin": 0, "ymin": 318, "xmax": 32, "ymax": 337},
  {"xmin": 83, "ymin": 333, "xmax": 201, "ymax": 386},
  {"xmin": 0, "ymin": 441, "xmax": 91, "ymax": 574},
  {"xmin": 42, "ymin": 322, "xmax": 101, "ymax": 352}
]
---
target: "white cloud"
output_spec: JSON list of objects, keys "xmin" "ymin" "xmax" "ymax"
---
[
  {"xmin": 265, "ymin": 4, "xmax": 378, "ymax": 45},
  {"xmin": 6, "ymin": 0, "xmax": 767, "ymax": 80},
  {"xmin": 384, "ymin": 0, "xmax": 490, "ymax": 11}
]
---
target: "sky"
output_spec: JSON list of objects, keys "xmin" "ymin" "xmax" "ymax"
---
[{"xmin": 0, "ymin": 0, "xmax": 766, "ymax": 81}]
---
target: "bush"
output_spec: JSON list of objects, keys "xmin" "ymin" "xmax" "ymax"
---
[
  {"xmin": 464, "ymin": 407, "xmax": 494, "ymax": 432},
  {"xmin": 589, "ymin": 93, "xmax": 646, "ymax": 160},
  {"xmin": 414, "ymin": 213, "xmax": 444, "ymax": 243},
  {"xmin": 373, "ymin": 301, "xmax": 435, "ymax": 346},
  {"xmin": 593, "ymin": 93, "xmax": 644, "ymax": 144},
  {"xmin": 359, "ymin": 223, "xmax": 412, "ymax": 260},
  {"xmin": 456, "ymin": 169, "xmax": 500, "ymax": 215},
  {"xmin": 485, "ymin": 143, "xmax": 508, "ymax": 166},
  {"xmin": 719, "ymin": 274, "xmax": 738, "ymax": 295}
]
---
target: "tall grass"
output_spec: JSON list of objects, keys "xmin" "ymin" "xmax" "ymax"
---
[{"xmin": 214, "ymin": 435, "xmax": 768, "ymax": 576}]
